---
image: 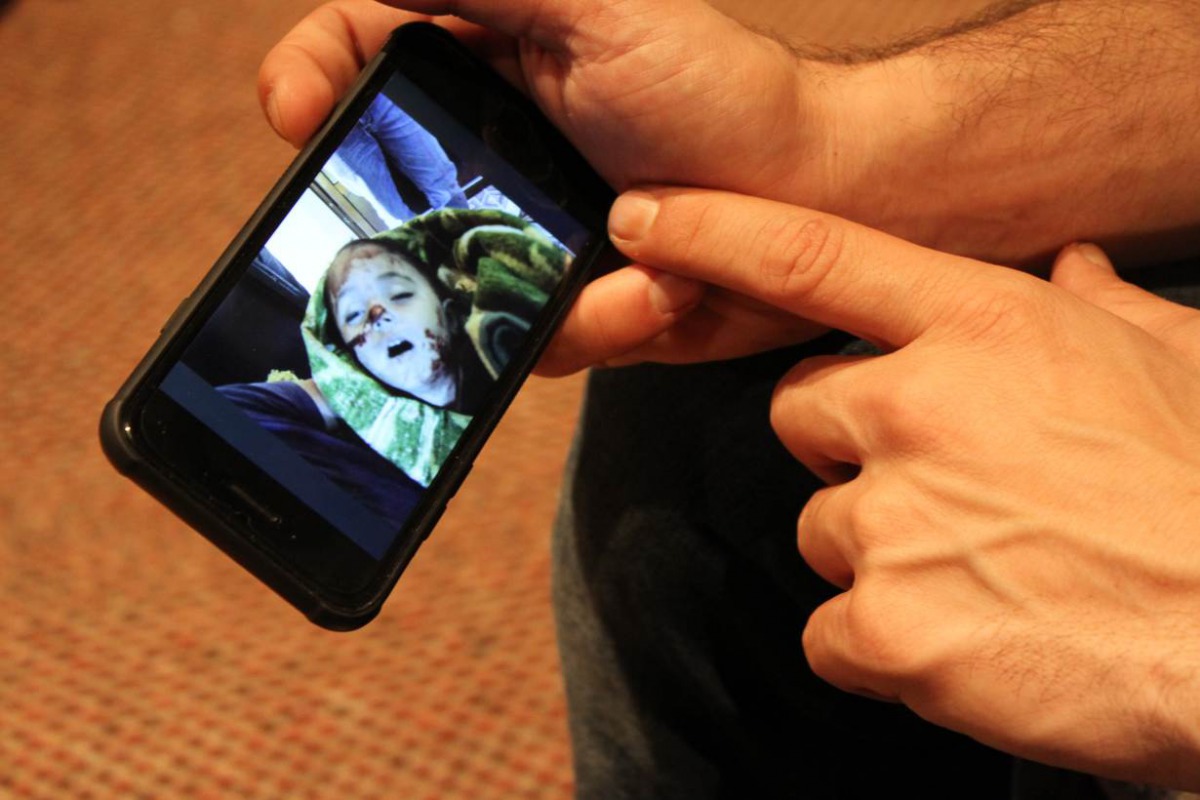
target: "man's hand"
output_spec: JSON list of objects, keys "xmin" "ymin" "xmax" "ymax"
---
[
  {"xmin": 259, "ymin": 0, "xmax": 834, "ymax": 196},
  {"xmin": 605, "ymin": 185, "xmax": 1200, "ymax": 790},
  {"xmin": 259, "ymin": 0, "xmax": 859, "ymax": 373},
  {"xmin": 259, "ymin": 0, "xmax": 1200, "ymax": 374}
]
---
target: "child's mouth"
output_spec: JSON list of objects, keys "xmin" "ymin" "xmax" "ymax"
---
[{"xmin": 387, "ymin": 340, "xmax": 414, "ymax": 359}]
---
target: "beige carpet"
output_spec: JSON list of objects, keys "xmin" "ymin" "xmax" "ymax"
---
[{"xmin": 0, "ymin": 0, "xmax": 987, "ymax": 797}]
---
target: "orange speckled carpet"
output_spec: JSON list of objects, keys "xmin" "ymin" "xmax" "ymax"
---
[{"xmin": 0, "ymin": 1, "xmax": 985, "ymax": 797}]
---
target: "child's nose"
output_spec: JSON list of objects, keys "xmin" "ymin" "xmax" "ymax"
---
[{"xmin": 367, "ymin": 304, "xmax": 387, "ymax": 324}]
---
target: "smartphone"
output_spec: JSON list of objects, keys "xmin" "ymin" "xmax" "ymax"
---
[{"xmin": 101, "ymin": 23, "xmax": 614, "ymax": 630}]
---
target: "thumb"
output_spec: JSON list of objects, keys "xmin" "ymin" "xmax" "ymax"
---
[
  {"xmin": 1051, "ymin": 242, "xmax": 1133, "ymax": 301},
  {"xmin": 1051, "ymin": 243, "xmax": 1200, "ymax": 348}
]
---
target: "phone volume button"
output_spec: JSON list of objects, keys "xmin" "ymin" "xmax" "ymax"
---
[{"xmin": 159, "ymin": 294, "xmax": 193, "ymax": 335}]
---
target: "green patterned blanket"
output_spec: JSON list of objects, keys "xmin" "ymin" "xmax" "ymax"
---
[{"xmin": 293, "ymin": 208, "xmax": 569, "ymax": 488}]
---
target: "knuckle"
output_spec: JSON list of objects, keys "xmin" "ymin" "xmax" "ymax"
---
[
  {"xmin": 753, "ymin": 213, "xmax": 847, "ymax": 305},
  {"xmin": 673, "ymin": 195, "xmax": 723, "ymax": 263},
  {"xmin": 767, "ymin": 388, "xmax": 791, "ymax": 440},
  {"xmin": 581, "ymin": 289, "xmax": 621, "ymax": 360},
  {"xmin": 950, "ymin": 278, "xmax": 1053, "ymax": 345},
  {"xmin": 839, "ymin": 590, "xmax": 904, "ymax": 666},
  {"xmin": 843, "ymin": 494, "xmax": 890, "ymax": 547},
  {"xmin": 313, "ymin": 1, "xmax": 357, "ymax": 34},
  {"xmin": 768, "ymin": 373, "xmax": 805, "ymax": 439},
  {"xmin": 857, "ymin": 350, "xmax": 1012, "ymax": 457},
  {"xmin": 858, "ymin": 368, "xmax": 948, "ymax": 451},
  {"xmin": 795, "ymin": 485, "xmax": 833, "ymax": 548},
  {"xmin": 769, "ymin": 356, "xmax": 837, "ymax": 443},
  {"xmin": 839, "ymin": 588, "xmax": 934, "ymax": 682},
  {"xmin": 801, "ymin": 607, "xmax": 841, "ymax": 678}
]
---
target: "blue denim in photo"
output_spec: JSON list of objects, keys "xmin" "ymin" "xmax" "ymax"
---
[{"xmin": 337, "ymin": 94, "xmax": 468, "ymax": 221}]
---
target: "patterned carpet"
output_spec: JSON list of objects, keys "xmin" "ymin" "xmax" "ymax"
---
[{"xmin": 0, "ymin": 1, "xmax": 985, "ymax": 797}]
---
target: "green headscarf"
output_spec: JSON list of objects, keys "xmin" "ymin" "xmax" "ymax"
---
[{"xmin": 297, "ymin": 208, "xmax": 569, "ymax": 487}]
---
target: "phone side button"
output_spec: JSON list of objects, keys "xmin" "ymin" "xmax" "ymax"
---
[{"xmin": 159, "ymin": 294, "xmax": 193, "ymax": 335}]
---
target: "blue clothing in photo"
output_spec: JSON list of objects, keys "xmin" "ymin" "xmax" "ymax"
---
[
  {"xmin": 338, "ymin": 94, "xmax": 468, "ymax": 221},
  {"xmin": 218, "ymin": 380, "xmax": 423, "ymax": 527}
]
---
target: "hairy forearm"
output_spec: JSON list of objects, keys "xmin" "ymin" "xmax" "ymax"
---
[{"xmin": 793, "ymin": 0, "xmax": 1200, "ymax": 266}]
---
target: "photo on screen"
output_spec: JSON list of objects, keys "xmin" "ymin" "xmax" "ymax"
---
[{"xmin": 164, "ymin": 75, "xmax": 585, "ymax": 557}]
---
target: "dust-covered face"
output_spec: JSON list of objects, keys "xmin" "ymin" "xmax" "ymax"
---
[{"xmin": 328, "ymin": 247, "xmax": 455, "ymax": 406}]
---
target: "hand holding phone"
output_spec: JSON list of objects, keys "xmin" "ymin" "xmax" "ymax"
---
[{"xmin": 101, "ymin": 24, "xmax": 614, "ymax": 630}]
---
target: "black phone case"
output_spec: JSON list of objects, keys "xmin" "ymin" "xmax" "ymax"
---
[{"xmin": 100, "ymin": 23, "xmax": 614, "ymax": 630}]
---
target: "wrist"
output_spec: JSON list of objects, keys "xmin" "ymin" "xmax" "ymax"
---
[
  {"xmin": 814, "ymin": 49, "xmax": 1082, "ymax": 264},
  {"xmin": 798, "ymin": 1, "xmax": 1200, "ymax": 267}
]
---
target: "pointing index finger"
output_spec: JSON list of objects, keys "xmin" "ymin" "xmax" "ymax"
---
[{"xmin": 608, "ymin": 187, "xmax": 1011, "ymax": 348}]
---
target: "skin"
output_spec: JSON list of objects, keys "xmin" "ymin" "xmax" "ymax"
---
[
  {"xmin": 606, "ymin": 186, "xmax": 1200, "ymax": 790},
  {"xmin": 259, "ymin": 0, "xmax": 1200, "ymax": 374},
  {"xmin": 259, "ymin": 0, "xmax": 1200, "ymax": 786},
  {"xmin": 327, "ymin": 246, "xmax": 456, "ymax": 407},
  {"xmin": 258, "ymin": 0, "xmax": 832, "ymax": 375}
]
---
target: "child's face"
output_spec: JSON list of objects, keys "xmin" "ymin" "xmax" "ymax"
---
[{"xmin": 330, "ymin": 248, "xmax": 452, "ymax": 399}]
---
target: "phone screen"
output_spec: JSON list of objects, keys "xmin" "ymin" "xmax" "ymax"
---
[
  {"xmin": 108, "ymin": 27, "xmax": 612, "ymax": 621},
  {"xmin": 156, "ymin": 72, "xmax": 588, "ymax": 561}
]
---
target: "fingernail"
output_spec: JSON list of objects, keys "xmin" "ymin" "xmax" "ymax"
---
[
  {"xmin": 648, "ymin": 272, "xmax": 703, "ymax": 315},
  {"xmin": 609, "ymin": 191, "xmax": 659, "ymax": 243},
  {"xmin": 1076, "ymin": 242, "xmax": 1113, "ymax": 270},
  {"xmin": 266, "ymin": 87, "xmax": 283, "ymax": 134}
]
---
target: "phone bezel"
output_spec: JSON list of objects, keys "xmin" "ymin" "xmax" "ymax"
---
[{"xmin": 100, "ymin": 23, "xmax": 614, "ymax": 630}]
